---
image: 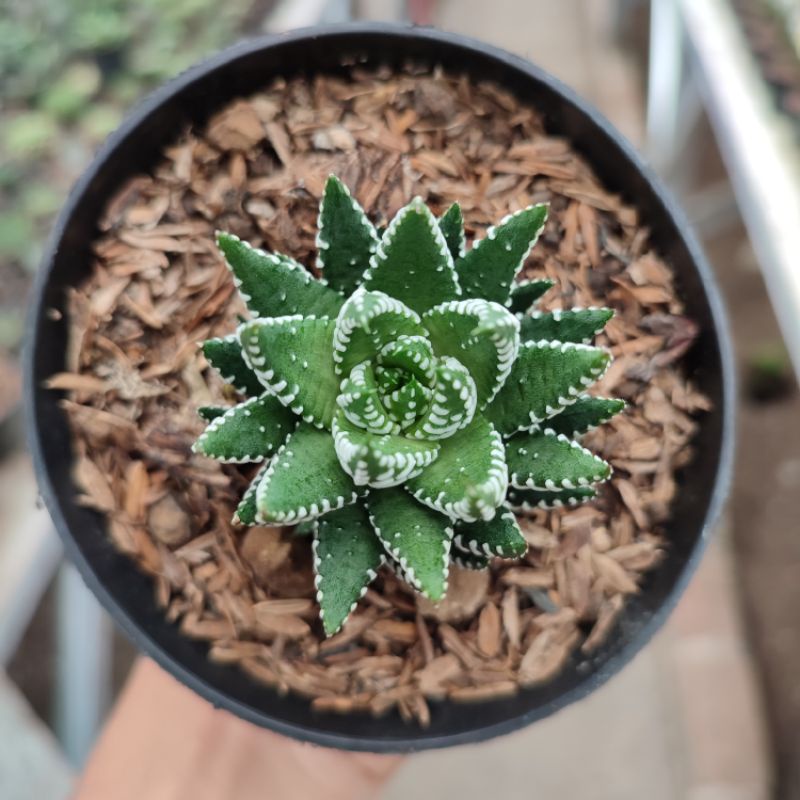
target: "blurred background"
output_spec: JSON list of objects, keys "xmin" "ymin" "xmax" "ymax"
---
[{"xmin": 1, "ymin": 0, "xmax": 799, "ymax": 797}]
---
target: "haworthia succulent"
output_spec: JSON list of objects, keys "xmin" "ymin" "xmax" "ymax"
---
[
  {"xmin": 364, "ymin": 197, "xmax": 461, "ymax": 314},
  {"xmin": 508, "ymin": 277, "xmax": 555, "ymax": 314},
  {"xmin": 506, "ymin": 484, "xmax": 597, "ymax": 511},
  {"xmin": 238, "ymin": 316, "xmax": 339, "ymax": 429},
  {"xmin": 313, "ymin": 503, "xmax": 384, "ymax": 636},
  {"xmin": 505, "ymin": 428, "xmax": 611, "ymax": 491},
  {"xmin": 256, "ymin": 422, "xmax": 359, "ymax": 524},
  {"xmin": 405, "ymin": 415, "xmax": 507, "ymax": 522},
  {"xmin": 438, "ymin": 202, "xmax": 466, "ymax": 261},
  {"xmin": 191, "ymin": 394, "xmax": 295, "ymax": 463},
  {"xmin": 203, "ymin": 335, "xmax": 264, "ymax": 396},
  {"xmin": 193, "ymin": 179, "xmax": 623, "ymax": 634},
  {"xmin": 218, "ymin": 232, "xmax": 344, "ymax": 319},
  {"xmin": 453, "ymin": 507, "xmax": 527, "ymax": 558},
  {"xmin": 456, "ymin": 204, "xmax": 548, "ymax": 304},
  {"xmin": 542, "ymin": 396, "xmax": 625, "ymax": 438},
  {"xmin": 423, "ymin": 298, "xmax": 520, "ymax": 407},
  {"xmin": 519, "ymin": 307, "xmax": 614, "ymax": 345},
  {"xmin": 316, "ymin": 175, "xmax": 380, "ymax": 296},
  {"xmin": 486, "ymin": 340, "xmax": 610, "ymax": 434},
  {"xmin": 366, "ymin": 488, "xmax": 452, "ymax": 599}
]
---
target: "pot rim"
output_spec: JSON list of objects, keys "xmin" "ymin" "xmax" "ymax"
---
[{"xmin": 24, "ymin": 21, "xmax": 736, "ymax": 752}]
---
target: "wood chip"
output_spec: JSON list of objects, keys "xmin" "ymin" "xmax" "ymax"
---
[
  {"xmin": 450, "ymin": 681, "xmax": 518, "ymax": 702},
  {"xmin": 477, "ymin": 603, "xmax": 502, "ymax": 658}
]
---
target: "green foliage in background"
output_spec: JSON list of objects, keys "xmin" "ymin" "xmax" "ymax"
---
[{"xmin": 0, "ymin": 0, "xmax": 260, "ymax": 352}]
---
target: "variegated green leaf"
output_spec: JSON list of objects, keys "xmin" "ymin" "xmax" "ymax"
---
[
  {"xmin": 337, "ymin": 361, "xmax": 398, "ymax": 435},
  {"xmin": 313, "ymin": 502, "xmax": 383, "ymax": 635},
  {"xmin": 217, "ymin": 232, "xmax": 344, "ymax": 319},
  {"xmin": 545, "ymin": 396, "xmax": 625, "ymax": 438},
  {"xmin": 256, "ymin": 422, "xmax": 359, "ymax": 524},
  {"xmin": 333, "ymin": 288, "xmax": 426, "ymax": 376},
  {"xmin": 381, "ymin": 375, "xmax": 432, "ymax": 429},
  {"xmin": 364, "ymin": 197, "xmax": 460, "ymax": 314},
  {"xmin": 233, "ymin": 463, "xmax": 270, "ymax": 525},
  {"xmin": 487, "ymin": 340, "xmax": 611, "ymax": 435},
  {"xmin": 453, "ymin": 507, "xmax": 527, "ymax": 558},
  {"xmin": 506, "ymin": 429, "xmax": 611, "ymax": 491},
  {"xmin": 192, "ymin": 394, "xmax": 295, "ymax": 464},
  {"xmin": 377, "ymin": 335, "xmax": 435, "ymax": 384},
  {"xmin": 405, "ymin": 356, "xmax": 477, "ymax": 440},
  {"xmin": 366, "ymin": 488, "xmax": 452, "ymax": 599},
  {"xmin": 197, "ymin": 405, "xmax": 227, "ymax": 422},
  {"xmin": 239, "ymin": 316, "xmax": 338, "ymax": 429},
  {"xmin": 405, "ymin": 415, "xmax": 507, "ymax": 522},
  {"xmin": 439, "ymin": 202, "xmax": 465, "ymax": 261},
  {"xmin": 332, "ymin": 411, "xmax": 439, "ymax": 489},
  {"xmin": 506, "ymin": 485, "xmax": 597, "ymax": 511},
  {"xmin": 519, "ymin": 307, "xmax": 614, "ymax": 344},
  {"xmin": 316, "ymin": 175, "xmax": 379, "ymax": 295},
  {"xmin": 456, "ymin": 204, "xmax": 548, "ymax": 303},
  {"xmin": 508, "ymin": 278, "xmax": 554, "ymax": 314},
  {"xmin": 451, "ymin": 550, "xmax": 490, "ymax": 570},
  {"xmin": 423, "ymin": 298, "xmax": 520, "ymax": 407},
  {"xmin": 202, "ymin": 335, "xmax": 264, "ymax": 396}
]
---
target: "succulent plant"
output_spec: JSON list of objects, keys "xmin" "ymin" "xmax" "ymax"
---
[{"xmin": 194, "ymin": 176, "xmax": 623, "ymax": 635}]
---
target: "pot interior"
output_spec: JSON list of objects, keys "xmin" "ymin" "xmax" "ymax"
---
[{"xmin": 27, "ymin": 24, "xmax": 733, "ymax": 751}]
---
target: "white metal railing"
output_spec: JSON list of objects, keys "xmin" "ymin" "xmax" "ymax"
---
[{"xmin": 649, "ymin": 0, "xmax": 800, "ymax": 377}]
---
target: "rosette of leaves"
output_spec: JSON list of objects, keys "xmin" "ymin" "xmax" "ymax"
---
[{"xmin": 194, "ymin": 176, "xmax": 623, "ymax": 635}]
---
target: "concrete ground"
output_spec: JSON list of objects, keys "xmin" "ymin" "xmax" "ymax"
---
[{"xmin": 383, "ymin": 1, "xmax": 773, "ymax": 797}]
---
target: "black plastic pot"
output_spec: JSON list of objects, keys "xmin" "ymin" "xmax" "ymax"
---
[{"xmin": 25, "ymin": 23, "xmax": 735, "ymax": 752}]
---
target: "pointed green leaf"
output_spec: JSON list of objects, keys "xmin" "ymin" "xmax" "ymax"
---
[
  {"xmin": 233, "ymin": 463, "xmax": 270, "ymax": 525},
  {"xmin": 363, "ymin": 197, "xmax": 460, "ymax": 314},
  {"xmin": 256, "ymin": 422, "xmax": 359, "ymax": 524},
  {"xmin": 381, "ymin": 374, "xmax": 432, "ymax": 429},
  {"xmin": 456, "ymin": 204, "xmax": 548, "ymax": 303},
  {"xmin": 333, "ymin": 288, "xmax": 426, "ymax": 376},
  {"xmin": 506, "ymin": 429, "xmax": 611, "ymax": 491},
  {"xmin": 192, "ymin": 394, "xmax": 295, "ymax": 463},
  {"xmin": 405, "ymin": 356, "xmax": 477, "ymax": 440},
  {"xmin": 239, "ymin": 316, "xmax": 338, "ymax": 429},
  {"xmin": 453, "ymin": 507, "xmax": 527, "ymax": 558},
  {"xmin": 366, "ymin": 488, "xmax": 452, "ymax": 599},
  {"xmin": 423, "ymin": 298, "xmax": 520, "ymax": 407},
  {"xmin": 452, "ymin": 550, "xmax": 490, "ymax": 570},
  {"xmin": 313, "ymin": 502, "xmax": 383, "ymax": 635},
  {"xmin": 217, "ymin": 232, "xmax": 344, "ymax": 319},
  {"xmin": 545, "ymin": 396, "xmax": 625, "ymax": 438},
  {"xmin": 405, "ymin": 415, "xmax": 507, "ymax": 522},
  {"xmin": 316, "ymin": 175, "xmax": 380, "ymax": 296},
  {"xmin": 377, "ymin": 335, "xmax": 435, "ymax": 384},
  {"xmin": 337, "ymin": 361, "xmax": 398, "ymax": 435},
  {"xmin": 375, "ymin": 365, "xmax": 404, "ymax": 394},
  {"xmin": 332, "ymin": 411, "xmax": 439, "ymax": 489},
  {"xmin": 439, "ymin": 202, "xmax": 465, "ymax": 261},
  {"xmin": 506, "ymin": 485, "xmax": 597, "ymax": 511},
  {"xmin": 508, "ymin": 278, "xmax": 554, "ymax": 314},
  {"xmin": 203, "ymin": 335, "xmax": 264, "ymax": 396},
  {"xmin": 197, "ymin": 405, "xmax": 227, "ymax": 422},
  {"xmin": 519, "ymin": 307, "xmax": 614, "ymax": 344},
  {"xmin": 486, "ymin": 340, "xmax": 611, "ymax": 435}
]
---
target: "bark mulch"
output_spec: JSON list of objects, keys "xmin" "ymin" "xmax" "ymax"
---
[{"xmin": 50, "ymin": 66, "xmax": 709, "ymax": 725}]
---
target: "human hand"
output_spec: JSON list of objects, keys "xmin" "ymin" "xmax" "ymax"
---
[{"xmin": 75, "ymin": 658, "xmax": 403, "ymax": 800}]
